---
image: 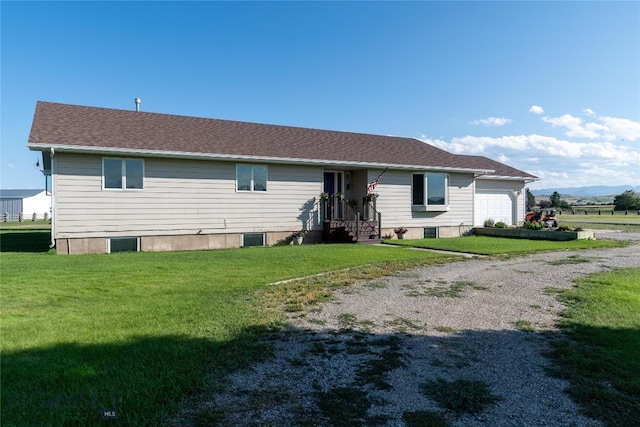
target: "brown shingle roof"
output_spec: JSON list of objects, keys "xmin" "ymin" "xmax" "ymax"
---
[{"xmin": 28, "ymin": 101, "xmax": 536, "ymax": 179}]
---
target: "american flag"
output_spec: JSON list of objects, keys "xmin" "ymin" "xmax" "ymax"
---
[{"xmin": 367, "ymin": 178, "xmax": 379, "ymax": 194}]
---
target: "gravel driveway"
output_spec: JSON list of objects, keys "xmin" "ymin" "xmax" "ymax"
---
[{"xmin": 186, "ymin": 232, "xmax": 640, "ymax": 426}]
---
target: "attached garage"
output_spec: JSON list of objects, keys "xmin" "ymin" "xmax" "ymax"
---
[{"xmin": 474, "ymin": 190, "xmax": 515, "ymax": 226}]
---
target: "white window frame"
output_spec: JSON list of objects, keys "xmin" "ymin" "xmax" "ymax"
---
[
  {"xmin": 236, "ymin": 164, "xmax": 268, "ymax": 192},
  {"xmin": 102, "ymin": 158, "xmax": 144, "ymax": 191},
  {"xmin": 411, "ymin": 172, "xmax": 450, "ymax": 212}
]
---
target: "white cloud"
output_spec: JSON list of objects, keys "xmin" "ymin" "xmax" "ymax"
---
[
  {"xmin": 471, "ymin": 117, "xmax": 512, "ymax": 127},
  {"xmin": 583, "ymin": 108, "xmax": 595, "ymax": 116},
  {"xmin": 422, "ymin": 133, "xmax": 640, "ymax": 165},
  {"xmin": 575, "ymin": 163, "xmax": 637, "ymax": 186},
  {"xmin": 541, "ymin": 114, "xmax": 612, "ymax": 139},
  {"xmin": 527, "ymin": 167, "xmax": 637, "ymax": 189},
  {"xmin": 419, "ymin": 107, "xmax": 640, "ymax": 190},
  {"xmin": 529, "ymin": 105, "xmax": 544, "ymax": 115},
  {"xmin": 419, "ymin": 136, "xmax": 449, "ymax": 150},
  {"xmin": 599, "ymin": 116, "xmax": 640, "ymax": 141},
  {"xmin": 530, "ymin": 170, "xmax": 569, "ymax": 181},
  {"xmin": 541, "ymin": 113, "xmax": 639, "ymax": 141}
]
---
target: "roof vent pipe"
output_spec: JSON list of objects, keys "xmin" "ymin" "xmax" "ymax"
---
[{"xmin": 134, "ymin": 98, "xmax": 141, "ymax": 112}]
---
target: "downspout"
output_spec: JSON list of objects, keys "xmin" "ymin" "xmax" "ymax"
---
[{"xmin": 49, "ymin": 147, "xmax": 56, "ymax": 249}]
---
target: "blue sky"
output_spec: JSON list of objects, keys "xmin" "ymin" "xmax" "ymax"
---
[{"xmin": 2, "ymin": 1, "xmax": 638, "ymax": 191}]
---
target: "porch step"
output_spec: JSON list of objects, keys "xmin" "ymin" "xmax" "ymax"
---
[
  {"xmin": 323, "ymin": 219, "xmax": 380, "ymax": 243},
  {"xmin": 345, "ymin": 230, "xmax": 381, "ymax": 243}
]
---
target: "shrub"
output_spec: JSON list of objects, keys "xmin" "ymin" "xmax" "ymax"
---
[
  {"xmin": 483, "ymin": 218, "xmax": 495, "ymax": 228},
  {"xmin": 523, "ymin": 221, "xmax": 544, "ymax": 230},
  {"xmin": 494, "ymin": 222, "xmax": 507, "ymax": 228},
  {"xmin": 557, "ymin": 225, "xmax": 574, "ymax": 232},
  {"xmin": 613, "ymin": 190, "xmax": 640, "ymax": 210}
]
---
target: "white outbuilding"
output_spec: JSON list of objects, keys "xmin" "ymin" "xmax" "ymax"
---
[{"xmin": 0, "ymin": 189, "xmax": 51, "ymax": 220}]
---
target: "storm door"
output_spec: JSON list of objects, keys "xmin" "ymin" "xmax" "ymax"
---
[{"xmin": 323, "ymin": 171, "xmax": 344, "ymax": 219}]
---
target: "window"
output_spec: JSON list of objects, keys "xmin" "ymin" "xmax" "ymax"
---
[
  {"xmin": 103, "ymin": 158, "xmax": 144, "ymax": 190},
  {"xmin": 412, "ymin": 174, "xmax": 424, "ymax": 205},
  {"xmin": 426, "ymin": 173, "xmax": 446, "ymax": 205},
  {"xmin": 236, "ymin": 164, "xmax": 267, "ymax": 192},
  {"xmin": 412, "ymin": 173, "xmax": 449, "ymax": 210},
  {"xmin": 243, "ymin": 233, "xmax": 265, "ymax": 247},
  {"xmin": 125, "ymin": 160, "xmax": 144, "ymax": 189},
  {"xmin": 423, "ymin": 227, "xmax": 439, "ymax": 238},
  {"xmin": 109, "ymin": 237, "xmax": 139, "ymax": 253}
]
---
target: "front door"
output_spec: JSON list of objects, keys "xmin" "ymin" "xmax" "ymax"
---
[{"xmin": 324, "ymin": 171, "xmax": 344, "ymax": 219}]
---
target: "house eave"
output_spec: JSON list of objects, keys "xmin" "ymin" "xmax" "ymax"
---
[
  {"xmin": 27, "ymin": 143, "xmax": 496, "ymax": 175},
  {"xmin": 477, "ymin": 174, "xmax": 538, "ymax": 183}
]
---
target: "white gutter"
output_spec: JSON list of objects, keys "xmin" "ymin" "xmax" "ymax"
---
[
  {"xmin": 27, "ymin": 143, "xmax": 496, "ymax": 176},
  {"xmin": 476, "ymin": 174, "xmax": 539, "ymax": 183}
]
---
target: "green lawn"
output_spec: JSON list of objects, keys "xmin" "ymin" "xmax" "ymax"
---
[
  {"xmin": 384, "ymin": 235, "xmax": 626, "ymax": 255},
  {"xmin": 1, "ymin": 237, "xmax": 454, "ymax": 426},
  {"xmin": 1, "ymin": 225, "xmax": 633, "ymax": 426},
  {"xmin": 550, "ymin": 268, "xmax": 640, "ymax": 427}
]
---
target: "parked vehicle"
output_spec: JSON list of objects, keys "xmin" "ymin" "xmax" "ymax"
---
[{"xmin": 525, "ymin": 210, "xmax": 558, "ymax": 228}]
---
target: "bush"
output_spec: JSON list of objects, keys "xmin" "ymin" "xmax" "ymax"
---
[
  {"xmin": 613, "ymin": 190, "xmax": 640, "ymax": 211},
  {"xmin": 523, "ymin": 221, "xmax": 544, "ymax": 230},
  {"xmin": 483, "ymin": 218, "xmax": 495, "ymax": 228},
  {"xmin": 494, "ymin": 222, "xmax": 507, "ymax": 228}
]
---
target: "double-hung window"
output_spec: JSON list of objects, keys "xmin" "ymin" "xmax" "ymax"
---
[
  {"xmin": 236, "ymin": 164, "xmax": 267, "ymax": 192},
  {"xmin": 103, "ymin": 158, "xmax": 144, "ymax": 190},
  {"xmin": 412, "ymin": 172, "xmax": 449, "ymax": 211}
]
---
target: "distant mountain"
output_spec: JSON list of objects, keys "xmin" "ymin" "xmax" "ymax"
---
[{"xmin": 530, "ymin": 185, "xmax": 640, "ymax": 197}]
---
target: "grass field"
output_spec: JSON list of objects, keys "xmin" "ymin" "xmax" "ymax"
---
[
  {"xmin": 555, "ymin": 212, "xmax": 640, "ymax": 223},
  {"xmin": 385, "ymin": 235, "xmax": 626, "ymax": 255},
  {"xmin": 1, "ymin": 223, "xmax": 636, "ymax": 426},
  {"xmin": 549, "ymin": 268, "xmax": 640, "ymax": 427},
  {"xmin": 0, "ymin": 228, "xmax": 455, "ymax": 426}
]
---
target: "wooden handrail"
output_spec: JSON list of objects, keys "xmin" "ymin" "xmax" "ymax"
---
[{"xmin": 322, "ymin": 196, "xmax": 381, "ymax": 242}]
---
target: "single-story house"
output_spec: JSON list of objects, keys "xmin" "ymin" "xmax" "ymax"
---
[
  {"xmin": 0, "ymin": 189, "xmax": 51, "ymax": 221},
  {"xmin": 27, "ymin": 101, "xmax": 537, "ymax": 254}
]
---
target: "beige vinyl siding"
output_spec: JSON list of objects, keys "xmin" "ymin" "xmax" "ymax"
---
[
  {"xmin": 374, "ymin": 170, "xmax": 475, "ymax": 227},
  {"xmin": 54, "ymin": 153, "xmax": 322, "ymax": 238}
]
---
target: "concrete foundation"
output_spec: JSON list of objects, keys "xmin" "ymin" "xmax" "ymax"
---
[
  {"xmin": 55, "ymin": 230, "xmax": 325, "ymax": 255},
  {"xmin": 384, "ymin": 225, "xmax": 472, "ymax": 240}
]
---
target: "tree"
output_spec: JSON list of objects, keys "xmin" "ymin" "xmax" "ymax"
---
[
  {"xmin": 550, "ymin": 191, "xmax": 561, "ymax": 208},
  {"xmin": 539, "ymin": 200, "xmax": 552, "ymax": 209},
  {"xmin": 613, "ymin": 190, "xmax": 640, "ymax": 211},
  {"xmin": 526, "ymin": 189, "xmax": 536, "ymax": 210}
]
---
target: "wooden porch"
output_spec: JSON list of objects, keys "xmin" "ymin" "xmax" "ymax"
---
[{"xmin": 321, "ymin": 196, "xmax": 382, "ymax": 243}]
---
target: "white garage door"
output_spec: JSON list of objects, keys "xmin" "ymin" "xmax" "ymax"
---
[{"xmin": 475, "ymin": 191, "xmax": 514, "ymax": 226}]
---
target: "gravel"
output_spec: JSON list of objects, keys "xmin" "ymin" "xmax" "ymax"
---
[{"xmin": 182, "ymin": 232, "xmax": 640, "ymax": 426}]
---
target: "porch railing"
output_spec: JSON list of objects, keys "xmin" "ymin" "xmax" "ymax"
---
[{"xmin": 322, "ymin": 196, "xmax": 381, "ymax": 242}]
